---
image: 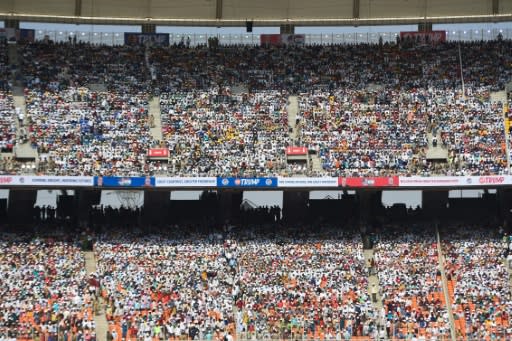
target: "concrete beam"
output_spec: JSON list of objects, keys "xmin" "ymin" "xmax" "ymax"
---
[
  {"xmin": 353, "ymin": 0, "xmax": 360, "ymax": 19},
  {"xmin": 75, "ymin": 0, "xmax": 82, "ymax": 17},
  {"xmin": 216, "ymin": 0, "xmax": 223, "ymax": 20},
  {"xmin": 493, "ymin": 0, "xmax": 499, "ymax": 15}
]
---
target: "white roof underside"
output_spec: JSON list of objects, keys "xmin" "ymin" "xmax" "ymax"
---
[{"xmin": 0, "ymin": 0, "xmax": 511, "ymax": 26}]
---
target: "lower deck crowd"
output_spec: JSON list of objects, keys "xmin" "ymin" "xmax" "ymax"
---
[{"xmin": 0, "ymin": 223, "xmax": 510, "ymax": 341}]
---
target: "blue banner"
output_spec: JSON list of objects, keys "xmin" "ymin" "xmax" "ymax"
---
[
  {"xmin": 124, "ymin": 33, "xmax": 169, "ymax": 46},
  {"xmin": 216, "ymin": 177, "xmax": 278, "ymax": 188},
  {"xmin": 94, "ymin": 176, "xmax": 154, "ymax": 187}
]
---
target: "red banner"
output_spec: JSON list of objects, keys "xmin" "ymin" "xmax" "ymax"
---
[
  {"xmin": 338, "ymin": 176, "xmax": 399, "ymax": 188},
  {"xmin": 286, "ymin": 147, "xmax": 308, "ymax": 155},
  {"xmin": 260, "ymin": 34, "xmax": 306, "ymax": 46},
  {"xmin": 148, "ymin": 148, "xmax": 169, "ymax": 157},
  {"xmin": 400, "ymin": 31, "xmax": 446, "ymax": 44}
]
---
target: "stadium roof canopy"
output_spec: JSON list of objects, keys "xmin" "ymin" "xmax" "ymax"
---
[{"xmin": 0, "ymin": 0, "xmax": 511, "ymax": 27}]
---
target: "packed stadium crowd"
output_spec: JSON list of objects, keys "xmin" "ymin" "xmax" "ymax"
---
[
  {"xmin": 443, "ymin": 226, "xmax": 512, "ymax": 340},
  {"xmin": 0, "ymin": 39, "xmax": 510, "ymax": 176},
  {"xmin": 236, "ymin": 229, "xmax": 374, "ymax": 340},
  {"xmin": 374, "ymin": 226, "xmax": 451, "ymax": 339},
  {"xmin": 159, "ymin": 90, "xmax": 290, "ymax": 177},
  {"xmin": 0, "ymin": 234, "xmax": 97, "ymax": 341},
  {"xmin": 91, "ymin": 226, "xmax": 379, "ymax": 341},
  {"xmin": 0, "ymin": 44, "xmax": 15, "ymax": 154},
  {"xmin": 297, "ymin": 89, "xmax": 429, "ymax": 176},
  {"xmin": 0, "ymin": 221, "xmax": 510, "ymax": 341},
  {"xmin": 96, "ymin": 230, "xmax": 237, "ymax": 341},
  {"xmin": 19, "ymin": 43, "xmax": 153, "ymax": 176}
]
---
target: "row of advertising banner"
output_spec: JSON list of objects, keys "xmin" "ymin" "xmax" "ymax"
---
[
  {"xmin": 260, "ymin": 34, "xmax": 306, "ymax": 46},
  {"xmin": 124, "ymin": 33, "xmax": 170, "ymax": 47},
  {"xmin": 124, "ymin": 33, "xmax": 306, "ymax": 47},
  {"xmin": 399, "ymin": 31, "xmax": 446, "ymax": 44},
  {"xmin": 0, "ymin": 28, "xmax": 35, "ymax": 43},
  {"xmin": 0, "ymin": 175, "xmax": 511, "ymax": 189}
]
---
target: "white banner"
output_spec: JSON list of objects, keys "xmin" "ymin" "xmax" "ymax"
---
[
  {"xmin": 155, "ymin": 177, "xmax": 217, "ymax": 187},
  {"xmin": 278, "ymin": 177, "xmax": 339, "ymax": 188},
  {"xmin": 399, "ymin": 175, "xmax": 512, "ymax": 187},
  {"xmin": 0, "ymin": 176, "xmax": 93, "ymax": 186}
]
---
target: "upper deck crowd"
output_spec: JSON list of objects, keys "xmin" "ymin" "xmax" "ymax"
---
[{"xmin": 0, "ymin": 39, "xmax": 510, "ymax": 177}]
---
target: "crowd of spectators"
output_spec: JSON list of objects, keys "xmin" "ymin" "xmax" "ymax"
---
[
  {"xmin": 90, "ymin": 225, "xmax": 380, "ymax": 340},
  {"xmin": 374, "ymin": 226, "xmax": 451, "ymax": 339},
  {"xmin": 506, "ymin": 95, "xmax": 512, "ymax": 167},
  {"xmin": 19, "ymin": 43, "xmax": 153, "ymax": 176},
  {"xmin": 237, "ymin": 228, "xmax": 376, "ymax": 340},
  {"xmin": 1, "ymin": 218, "xmax": 512, "ymax": 340},
  {"xmin": 0, "ymin": 42, "xmax": 15, "ymax": 154},
  {"xmin": 0, "ymin": 233, "xmax": 97, "ymax": 341},
  {"xmin": 0, "ymin": 40, "xmax": 510, "ymax": 176},
  {"xmin": 431, "ymin": 88, "xmax": 507, "ymax": 175},
  {"xmin": 159, "ymin": 90, "xmax": 290, "ymax": 177},
  {"xmin": 95, "ymin": 229, "xmax": 238, "ymax": 341},
  {"xmin": 297, "ymin": 89, "xmax": 428, "ymax": 176},
  {"xmin": 443, "ymin": 225, "xmax": 512, "ymax": 339},
  {"xmin": 150, "ymin": 41, "xmax": 512, "ymax": 93},
  {"xmin": 24, "ymin": 87, "xmax": 152, "ymax": 176}
]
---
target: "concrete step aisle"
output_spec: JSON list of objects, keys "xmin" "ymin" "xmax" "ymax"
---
[
  {"xmin": 287, "ymin": 96, "xmax": 300, "ymax": 142},
  {"xmin": 12, "ymin": 86, "xmax": 39, "ymax": 161},
  {"xmin": 426, "ymin": 132, "xmax": 448, "ymax": 160},
  {"xmin": 363, "ymin": 249, "xmax": 386, "ymax": 337},
  {"xmin": 310, "ymin": 154, "xmax": 323, "ymax": 173},
  {"xmin": 149, "ymin": 97, "xmax": 163, "ymax": 143},
  {"xmin": 435, "ymin": 228, "xmax": 457, "ymax": 341},
  {"xmin": 84, "ymin": 251, "xmax": 109, "ymax": 341}
]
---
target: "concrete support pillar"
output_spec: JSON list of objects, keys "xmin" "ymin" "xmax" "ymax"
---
[
  {"xmin": 141, "ymin": 24, "xmax": 156, "ymax": 34},
  {"xmin": 422, "ymin": 190, "xmax": 448, "ymax": 220},
  {"xmin": 56, "ymin": 191, "xmax": 76, "ymax": 221},
  {"xmin": 8, "ymin": 190, "xmax": 36, "ymax": 224},
  {"xmin": 76, "ymin": 189, "xmax": 101, "ymax": 226},
  {"xmin": 282, "ymin": 191, "xmax": 308, "ymax": 223},
  {"xmin": 356, "ymin": 190, "xmax": 383, "ymax": 229},
  {"xmin": 418, "ymin": 22, "xmax": 432, "ymax": 32},
  {"xmin": 280, "ymin": 24, "xmax": 295, "ymax": 34},
  {"xmin": 143, "ymin": 191, "xmax": 170, "ymax": 226},
  {"xmin": 498, "ymin": 189, "xmax": 512, "ymax": 232},
  {"xmin": 5, "ymin": 19, "xmax": 19, "ymax": 30},
  {"xmin": 217, "ymin": 190, "xmax": 243, "ymax": 225},
  {"xmin": 0, "ymin": 197, "xmax": 6, "ymax": 221}
]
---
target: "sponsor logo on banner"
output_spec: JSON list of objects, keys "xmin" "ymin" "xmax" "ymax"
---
[
  {"xmin": 95, "ymin": 176, "xmax": 155, "ymax": 187},
  {"xmin": 400, "ymin": 31, "xmax": 446, "ymax": 44},
  {"xmin": 478, "ymin": 176, "xmax": 505, "ymax": 184},
  {"xmin": 124, "ymin": 33, "xmax": 169, "ymax": 46},
  {"xmin": 399, "ymin": 176, "xmax": 512, "ymax": 187},
  {"xmin": 0, "ymin": 176, "xmax": 93, "ymax": 186},
  {"xmin": 278, "ymin": 177, "xmax": 339, "ymax": 188},
  {"xmin": 155, "ymin": 177, "xmax": 217, "ymax": 187},
  {"xmin": 338, "ymin": 177, "xmax": 399, "ymax": 188},
  {"xmin": 118, "ymin": 178, "xmax": 132, "ymax": 186},
  {"xmin": 398, "ymin": 177, "xmax": 461, "ymax": 187},
  {"xmin": 217, "ymin": 177, "xmax": 277, "ymax": 188},
  {"xmin": 0, "ymin": 176, "xmax": 13, "ymax": 184}
]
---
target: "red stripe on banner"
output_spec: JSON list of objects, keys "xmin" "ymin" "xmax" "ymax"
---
[
  {"xmin": 286, "ymin": 147, "xmax": 308, "ymax": 155},
  {"xmin": 147, "ymin": 148, "xmax": 169, "ymax": 157},
  {"xmin": 338, "ymin": 176, "xmax": 399, "ymax": 187}
]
